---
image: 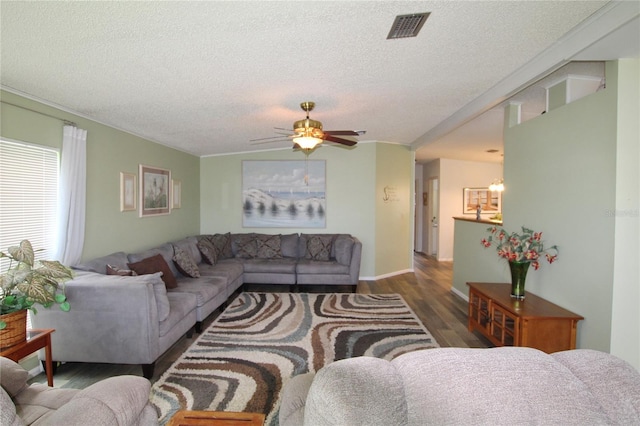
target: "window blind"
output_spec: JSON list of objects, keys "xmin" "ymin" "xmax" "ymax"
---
[{"xmin": 0, "ymin": 139, "xmax": 59, "ymax": 273}]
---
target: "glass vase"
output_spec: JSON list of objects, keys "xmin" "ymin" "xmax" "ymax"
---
[{"xmin": 509, "ymin": 261, "xmax": 530, "ymax": 300}]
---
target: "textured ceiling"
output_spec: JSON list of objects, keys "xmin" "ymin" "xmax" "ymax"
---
[{"xmin": 1, "ymin": 1, "xmax": 636, "ymax": 162}]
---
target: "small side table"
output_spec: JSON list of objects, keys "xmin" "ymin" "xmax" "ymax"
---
[
  {"xmin": 168, "ymin": 410, "xmax": 265, "ymax": 426},
  {"xmin": 0, "ymin": 328, "xmax": 55, "ymax": 386}
]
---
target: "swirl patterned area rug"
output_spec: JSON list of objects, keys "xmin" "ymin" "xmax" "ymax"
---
[{"xmin": 151, "ymin": 292, "xmax": 439, "ymax": 425}]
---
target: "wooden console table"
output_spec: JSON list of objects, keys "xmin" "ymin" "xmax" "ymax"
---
[
  {"xmin": 0, "ymin": 328, "xmax": 55, "ymax": 386},
  {"xmin": 467, "ymin": 283, "xmax": 583, "ymax": 353},
  {"xmin": 168, "ymin": 410, "xmax": 265, "ymax": 426}
]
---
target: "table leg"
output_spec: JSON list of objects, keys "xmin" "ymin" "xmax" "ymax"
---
[{"xmin": 44, "ymin": 334, "xmax": 53, "ymax": 387}]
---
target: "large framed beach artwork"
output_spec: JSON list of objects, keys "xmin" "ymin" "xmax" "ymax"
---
[{"xmin": 242, "ymin": 160, "xmax": 326, "ymax": 228}]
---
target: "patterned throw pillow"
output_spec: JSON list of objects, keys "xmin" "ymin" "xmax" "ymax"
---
[
  {"xmin": 234, "ymin": 234, "xmax": 258, "ymax": 259},
  {"xmin": 128, "ymin": 254, "xmax": 178, "ymax": 289},
  {"xmin": 256, "ymin": 234, "xmax": 283, "ymax": 259},
  {"xmin": 208, "ymin": 233, "xmax": 233, "ymax": 260},
  {"xmin": 305, "ymin": 235, "xmax": 333, "ymax": 261},
  {"xmin": 106, "ymin": 264, "xmax": 137, "ymax": 276},
  {"xmin": 197, "ymin": 238, "xmax": 218, "ymax": 265},
  {"xmin": 172, "ymin": 247, "xmax": 201, "ymax": 278}
]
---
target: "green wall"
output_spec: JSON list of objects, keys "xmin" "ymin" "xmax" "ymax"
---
[
  {"xmin": 1, "ymin": 90, "xmax": 200, "ymax": 261},
  {"xmin": 374, "ymin": 143, "xmax": 414, "ymax": 276},
  {"xmin": 200, "ymin": 143, "xmax": 414, "ymax": 279},
  {"xmin": 452, "ymin": 60, "xmax": 639, "ymax": 368}
]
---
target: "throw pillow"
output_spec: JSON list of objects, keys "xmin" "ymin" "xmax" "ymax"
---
[
  {"xmin": 106, "ymin": 264, "xmax": 137, "ymax": 276},
  {"xmin": 306, "ymin": 235, "xmax": 333, "ymax": 261},
  {"xmin": 128, "ymin": 254, "xmax": 178, "ymax": 289},
  {"xmin": 256, "ymin": 234, "xmax": 283, "ymax": 259},
  {"xmin": 172, "ymin": 247, "xmax": 201, "ymax": 278},
  {"xmin": 234, "ymin": 234, "xmax": 258, "ymax": 259},
  {"xmin": 197, "ymin": 238, "xmax": 218, "ymax": 265},
  {"xmin": 208, "ymin": 233, "xmax": 233, "ymax": 259}
]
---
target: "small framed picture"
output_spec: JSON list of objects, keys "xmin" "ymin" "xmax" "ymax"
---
[
  {"xmin": 120, "ymin": 172, "xmax": 136, "ymax": 212},
  {"xmin": 139, "ymin": 164, "xmax": 171, "ymax": 217},
  {"xmin": 463, "ymin": 187, "xmax": 501, "ymax": 214},
  {"xmin": 172, "ymin": 180, "xmax": 182, "ymax": 209}
]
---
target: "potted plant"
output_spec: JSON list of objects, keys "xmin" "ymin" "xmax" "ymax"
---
[
  {"xmin": 481, "ymin": 226, "xmax": 558, "ymax": 300},
  {"xmin": 0, "ymin": 240, "xmax": 73, "ymax": 347}
]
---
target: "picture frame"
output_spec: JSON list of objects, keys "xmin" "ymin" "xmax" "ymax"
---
[
  {"xmin": 242, "ymin": 160, "xmax": 326, "ymax": 228},
  {"xmin": 139, "ymin": 164, "xmax": 171, "ymax": 217},
  {"xmin": 463, "ymin": 187, "xmax": 501, "ymax": 214},
  {"xmin": 172, "ymin": 180, "xmax": 182, "ymax": 209},
  {"xmin": 120, "ymin": 172, "xmax": 136, "ymax": 212}
]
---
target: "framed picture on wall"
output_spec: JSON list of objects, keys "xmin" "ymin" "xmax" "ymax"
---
[
  {"xmin": 139, "ymin": 164, "xmax": 171, "ymax": 217},
  {"xmin": 242, "ymin": 160, "xmax": 326, "ymax": 228},
  {"xmin": 463, "ymin": 187, "xmax": 501, "ymax": 214},
  {"xmin": 120, "ymin": 172, "xmax": 136, "ymax": 212},
  {"xmin": 172, "ymin": 180, "xmax": 182, "ymax": 209}
]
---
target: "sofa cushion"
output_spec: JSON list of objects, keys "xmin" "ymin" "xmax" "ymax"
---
[
  {"xmin": 197, "ymin": 238, "xmax": 218, "ymax": 265},
  {"xmin": 172, "ymin": 247, "xmax": 200, "ymax": 278},
  {"xmin": 0, "ymin": 357, "xmax": 29, "ymax": 397},
  {"xmin": 333, "ymin": 235, "xmax": 354, "ymax": 265},
  {"xmin": 128, "ymin": 254, "xmax": 178, "ymax": 289},
  {"xmin": 199, "ymin": 259, "xmax": 244, "ymax": 283},
  {"xmin": 304, "ymin": 356, "xmax": 409, "ymax": 426},
  {"xmin": 73, "ymin": 252, "xmax": 129, "ymax": 274},
  {"xmin": 207, "ymin": 233, "xmax": 233, "ymax": 260},
  {"xmin": 0, "ymin": 386, "xmax": 21, "ymax": 426},
  {"xmin": 552, "ymin": 349, "xmax": 640, "ymax": 424},
  {"xmin": 243, "ymin": 258, "xmax": 297, "ymax": 274},
  {"xmin": 305, "ymin": 235, "xmax": 333, "ymax": 261},
  {"xmin": 171, "ymin": 276, "xmax": 227, "ymax": 306},
  {"xmin": 393, "ymin": 347, "xmax": 610, "ymax": 425},
  {"xmin": 234, "ymin": 234, "xmax": 258, "ymax": 259},
  {"xmin": 296, "ymin": 260, "xmax": 349, "ymax": 275},
  {"xmin": 256, "ymin": 234, "xmax": 283, "ymax": 259}
]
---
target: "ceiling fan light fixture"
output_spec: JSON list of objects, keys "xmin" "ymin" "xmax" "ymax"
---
[
  {"xmin": 489, "ymin": 178, "xmax": 504, "ymax": 192},
  {"xmin": 293, "ymin": 136, "xmax": 323, "ymax": 150}
]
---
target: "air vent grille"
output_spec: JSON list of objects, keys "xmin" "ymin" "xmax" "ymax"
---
[{"xmin": 387, "ymin": 12, "xmax": 430, "ymax": 39}]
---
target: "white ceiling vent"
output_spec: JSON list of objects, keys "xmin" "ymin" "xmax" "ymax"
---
[{"xmin": 387, "ymin": 12, "xmax": 430, "ymax": 39}]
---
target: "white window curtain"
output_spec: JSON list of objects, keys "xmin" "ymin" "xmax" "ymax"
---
[{"xmin": 55, "ymin": 125, "xmax": 87, "ymax": 266}]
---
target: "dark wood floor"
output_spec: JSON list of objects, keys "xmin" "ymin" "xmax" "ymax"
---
[{"xmin": 28, "ymin": 253, "xmax": 490, "ymax": 388}]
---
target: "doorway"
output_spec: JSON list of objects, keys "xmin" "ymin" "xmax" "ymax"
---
[{"xmin": 426, "ymin": 177, "xmax": 439, "ymax": 257}]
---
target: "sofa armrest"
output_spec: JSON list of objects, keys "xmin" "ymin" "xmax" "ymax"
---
[
  {"xmin": 42, "ymin": 375, "xmax": 157, "ymax": 426},
  {"xmin": 279, "ymin": 373, "xmax": 315, "ymax": 426},
  {"xmin": 31, "ymin": 271, "xmax": 162, "ymax": 365},
  {"xmin": 348, "ymin": 237, "xmax": 362, "ymax": 284}
]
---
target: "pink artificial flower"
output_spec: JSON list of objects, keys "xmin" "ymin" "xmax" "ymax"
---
[
  {"xmin": 532, "ymin": 261, "xmax": 541, "ymax": 270},
  {"xmin": 498, "ymin": 231, "xmax": 506, "ymax": 241},
  {"xmin": 533, "ymin": 232, "xmax": 543, "ymax": 241},
  {"xmin": 524, "ymin": 250, "xmax": 539, "ymax": 260},
  {"xmin": 490, "ymin": 226, "xmax": 497, "ymax": 234},
  {"xmin": 481, "ymin": 238, "xmax": 491, "ymax": 248},
  {"xmin": 546, "ymin": 253, "xmax": 558, "ymax": 264}
]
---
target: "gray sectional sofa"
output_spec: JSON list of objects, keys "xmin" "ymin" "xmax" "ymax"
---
[{"xmin": 31, "ymin": 233, "xmax": 361, "ymax": 378}]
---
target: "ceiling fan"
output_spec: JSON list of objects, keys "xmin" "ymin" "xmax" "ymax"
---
[{"xmin": 251, "ymin": 101, "xmax": 365, "ymax": 151}]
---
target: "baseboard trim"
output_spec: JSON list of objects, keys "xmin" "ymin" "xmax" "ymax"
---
[
  {"xmin": 360, "ymin": 268, "xmax": 414, "ymax": 281},
  {"xmin": 451, "ymin": 286, "xmax": 469, "ymax": 302}
]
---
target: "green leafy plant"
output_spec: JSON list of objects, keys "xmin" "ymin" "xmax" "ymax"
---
[
  {"xmin": 0, "ymin": 240, "xmax": 73, "ymax": 329},
  {"xmin": 481, "ymin": 226, "xmax": 559, "ymax": 270}
]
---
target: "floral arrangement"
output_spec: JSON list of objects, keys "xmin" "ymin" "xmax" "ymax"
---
[{"xmin": 481, "ymin": 226, "xmax": 558, "ymax": 270}]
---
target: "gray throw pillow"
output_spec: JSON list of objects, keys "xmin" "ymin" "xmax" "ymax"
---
[
  {"xmin": 256, "ymin": 234, "xmax": 283, "ymax": 259},
  {"xmin": 173, "ymin": 247, "xmax": 200, "ymax": 278},
  {"xmin": 208, "ymin": 233, "xmax": 233, "ymax": 259},
  {"xmin": 306, "ymin": 235, "xmax": 333, "ymax": 261},
  {"xmin": 197, "ymin": 238, "xmax": 217, "ymax": 265},
  {"xmin": 235, "ymin": 234, "xmax": 258, "ymax": 259}
]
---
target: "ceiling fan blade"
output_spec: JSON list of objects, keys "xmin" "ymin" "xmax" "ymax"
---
[
  {"xmin": 322, "ymin": 134, "xmax": 357, "ymax": 146},
  {"xmin": 250, "ymin": 135, "xmax": 292, "ymax": 142},
  {"xmin": 250, "ymin": 138, "xmax": 292, "ymax": 145},
  {"xmin": 324, "ymin": 130, "xmax": 366, "ymax": 136}
]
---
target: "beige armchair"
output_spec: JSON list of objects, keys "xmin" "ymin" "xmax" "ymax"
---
[{"xmin": 0, "ymin": 357, "xmax": 158, "ymax": 426}]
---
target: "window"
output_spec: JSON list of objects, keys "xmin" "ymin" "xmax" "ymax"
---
[{"xmin": 0, "ymin": 139, "xmax": 59, "ymax": 273}]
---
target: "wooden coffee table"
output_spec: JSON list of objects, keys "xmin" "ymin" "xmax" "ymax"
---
[
  {"xmin": 0, "ymin": 328, "xmax": 55, "ymax": 386},
  {"xmin": 168, "ymin": 410, "xmax": 265, "ymax": 426}
]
